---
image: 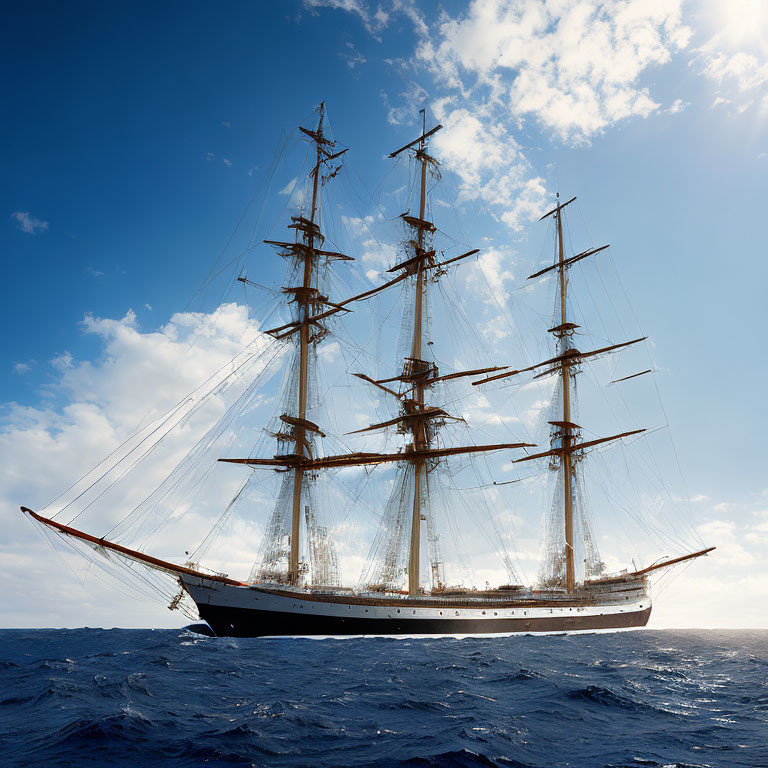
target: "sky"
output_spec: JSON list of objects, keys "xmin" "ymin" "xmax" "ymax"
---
[{"xmin": 2, "ymin": 0, "xmax": 767, "ymax": 629}]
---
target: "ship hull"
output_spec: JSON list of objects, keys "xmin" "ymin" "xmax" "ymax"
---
[
  {"xmin": 182, "ymin": 576, "xmax": 651, "ymax": 638},
  {"xmin": 195, "ymin": 602, "xmax": 651, "ymax": 637}
]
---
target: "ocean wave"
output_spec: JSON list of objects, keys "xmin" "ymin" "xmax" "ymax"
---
[
  {"xmin": 486, "ymin": 668, "xmax": 542, "ymax": 683},
  {"xmin": 363, "ymin": 748, "xmax": 537, "ymax": 768},
  {"xmin": 0, "ymin": 629, "xmax": 765, "ymax": 768},
  {"xmin": 566, "ymin": 684, "xmax": 655, "ymax": 711}
]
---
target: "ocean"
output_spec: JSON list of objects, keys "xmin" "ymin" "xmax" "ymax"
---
[{"xmin": 0, "ymin": 629, "xmax": 765, "ymax": 768}]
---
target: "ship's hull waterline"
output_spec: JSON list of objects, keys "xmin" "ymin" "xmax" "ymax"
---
[{"xmin": 182, "ymin": 576, "xmax": 652, "ymax": 638}]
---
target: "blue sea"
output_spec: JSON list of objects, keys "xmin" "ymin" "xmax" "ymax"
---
[{"xmin": 0, "ymin": 629, "xmax": 766, "ymax": 768}]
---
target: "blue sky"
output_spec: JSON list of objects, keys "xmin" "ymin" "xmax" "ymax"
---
[{"xmin": 2, "ymin": 0, "xmax": 768, "ymax": 627}]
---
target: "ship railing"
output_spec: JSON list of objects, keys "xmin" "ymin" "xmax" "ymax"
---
[{"xmin": 351, "ymin": 592, "xmax": 603, "ymax": 609}]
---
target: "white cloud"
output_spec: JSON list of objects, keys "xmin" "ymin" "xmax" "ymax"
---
[
  {"xmin": 667, "ymin": 98, "xmax": 688, "ymax": 113},
  {"xmin": 463, "ymin": 399, "xmax": 519, "ymax": 427},
  {"xmin": 339, "ymin": 215, "xmax": 396, "ymax": 281},
  {"xmin": 341, "ymin": 41, "xmax": 367, "ymax": 69},
  {"xmin": 417, "ymin": 0, "xmax": 690, "ymax": 144},
  {"xmin": 384, "ymin": 80, "xmax": 429, "ymax": 126},
  {"xmin": 303, "ymin": 0, "xmax": 387, "ymax": 38},
  {"xmin": 280, "ymin": 176, "xmax": 298, "ymax": 196},
  {"xmin": 50, "ymin": 351, "xmax": 73, "ymax": 371},
  {"xmin": 711, "ymin": 95, "xmax": 731, "ymax": 108},
  {"xmin": 360, "ymin": 237, "xmax": 397, "ymax": 275},
  {"xmin": 12, "ymin": 362, "xmax": 31, "ymax": 375},
  {"xmin": 429, "ymin": 104, "xmax": 548, "ymax": 231},
  {"xmin": 342, "ymin": 214, "xmax": 376, "ymax": 237},
  {"xmin": 464, "ymin": 244, "xmax": 517, "ymax": 303},
  {"xmin": 309, "ymin": 1, "xmax": 768, "ymax": 236},
  {"xmin": 650, "ymin": 493, "xmax": 768, "ymax": 628},
  {"xmin": 697, "ymin": 519, "xmax": 754, "ymax": 565},
  {"xmin": 85, "ymin": 266, "xmax": 104, "ymax": 278},
  {"xmin": 222, "ymin": 120, "xmax": 231, "ymax": 128},
  {"xmin": 223, "ymin": 157, "xmax": 233, "ymax": 167},
  {"xmin": 1, "ymin": 303, "xmax": 270, "ymax": 627},
  {"xmin": 378, "ymin": 1, "xmax": 689, "ymax": 231},
  {"xmin": 697, "ymin": 51, "xmax": 768, "ymax": 92},
  {"xmin": 279, "ymin": 175, "xmax": 307, "ymax": 207},
  {"xmin": 11, "ymin": 211, "xmax": 49, "ymax": 234},
  {"xmin": 303, "ymin": 0, "xmax": 426, "ymax": 39},
  {"xmin": 318, "ymin": 340, "xmax": 341, "ymax": 363}
]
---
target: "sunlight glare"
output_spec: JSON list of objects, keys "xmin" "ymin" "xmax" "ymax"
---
[{"xmin": 705, "ymin": 0, "xmax": 768, "ymax": 55}]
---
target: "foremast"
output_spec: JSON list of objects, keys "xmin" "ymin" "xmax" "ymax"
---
[
  {"xmin": 251, "ymin": 103, "xmax": 352, "ymax": 587},
  {"xmin": 290, "ymin": 104, "xmax": 326, "ymax": 585}
]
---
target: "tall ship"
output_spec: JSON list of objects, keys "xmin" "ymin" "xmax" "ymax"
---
[{"xmin": 22, "ymin": 104, "xmax": 714, "ymax": 636}]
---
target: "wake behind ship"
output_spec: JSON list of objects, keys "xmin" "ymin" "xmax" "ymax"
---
[{"xmin": 22, "ymin": 104, "xmax": 713, "ymax": 636}]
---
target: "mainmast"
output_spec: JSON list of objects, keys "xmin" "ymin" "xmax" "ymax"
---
[
  {"xmin": 554, "ymin": 194, "xmax": 576, "ymax": 592},
  {"xmin": 407, "ymin": 110, "xmax": 430, "ymax": 597},
  {"xmin": 364, "ymin": 113, "xmax": 532, "ymax": 596}
]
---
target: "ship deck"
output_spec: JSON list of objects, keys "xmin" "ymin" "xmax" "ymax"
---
[{"xmin": 243, "ymin": 576, "xmax": 647, "ymax": 609}]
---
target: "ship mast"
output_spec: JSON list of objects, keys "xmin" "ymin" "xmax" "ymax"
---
[
  {"xmin": 407, "ymin": 109, "xmax": 430, "ymax": 597},
  {"xmin": 288, "ymin": 104, "xmax": 325, "ymax": 584},
  {"xmin": 244, "ymin": 103, "xmax": 355, "ymax": 588},
  {"xmin": 554, "ymin": 194, "xmax": 576, "ymax": 593},
  {"xmin": 473, "ymin": 194, "xmax": 649, "ymax": 593}
]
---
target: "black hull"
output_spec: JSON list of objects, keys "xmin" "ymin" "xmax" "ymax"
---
[{"xmin": 197, "ymin": 603, "xmax": 652, "ymax": 638}]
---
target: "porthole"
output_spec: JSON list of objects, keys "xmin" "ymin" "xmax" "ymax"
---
[
  {"xmin": 482, "ymin": 611, "xmax": 486, "ymax": 615},
  {"xmin": 455, "ymin": 611, "xmax": 459, "ymax": 616},
  {"xmin": 494, "ymin": 612, "xmax": 498, "ymax": 616},
  {"xmin": 397, "ymin": 608, "xmax": 400, "ymax": 613}
]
